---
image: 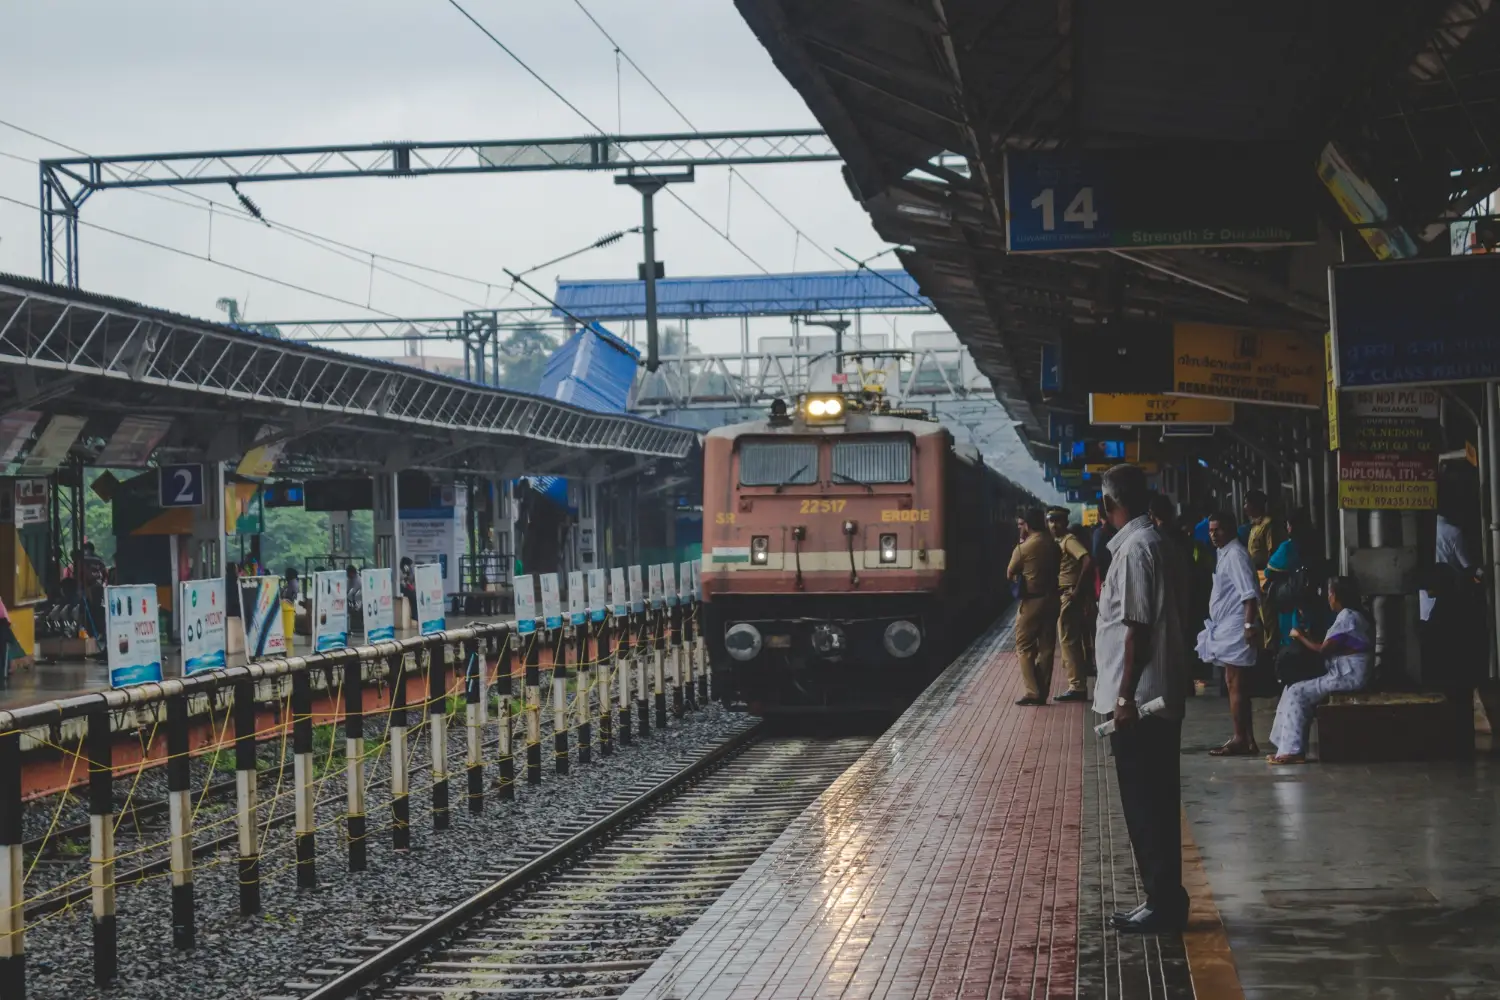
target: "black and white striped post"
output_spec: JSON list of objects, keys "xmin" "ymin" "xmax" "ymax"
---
[
  {"xmin": 291, "ymin": 668, "xmax": 316, "ymax": 889},
  {"xmin": 0, "ymin": 730, "xmax": 22, "ymax": 999},
  {"xmin": 653, "ymin": 607, "xmax": 668, "ymax": 730},
  {"xmin": 427, "ymin": 641, "xmax": 449, "ymax": 830},
  {"xmin": 525, "ymin": 630, "xmax": 543, "ymax": 785},
  {"xmin": 553, "ymin": 628, "xmax": 569, "ymax": 776},
  {"xmin": 598, "ymin": 616, "xmax": 614, "ymax": 756},
  {"xmin": 233, "ymin": 679, "xmax": 261, "ymax": 915},
  {"xmin": 388, "ymin": 652, "xmax": 410, "ymax": 852},
  {"xmin": 637, "ymin": 611, "xmax": 653, "ymax": 737},
  {"xmin": 497, "ymin": 633, "xmax": 515, "ymax": 801},
  {"xmin": 344, "ymin": 655, "xmax": 367, "ymax": 873},
  {"xmin": 683, "ymin": 601, "xmax": 698, "ymax": 711},
  {"xmin": 617, "ymin": 614, "xmax": 633, "ymax": 746},
  {"xmin": 87, "ymin": 709, "xmax": 116, "ymax": 986},
  {"xmin": 670, "ymin": 600, "xmax": 685, "ymax": 719},
  {"xmin": 464, "ymin": 638, "xmax": 483, "ymax": 813},
  {"xmin": 166, "ymin": 693, "xmax": 195, "ymax": 949},
  {"xmin": 576, "ymin": 622, "xmax": 592, "ymax": 765}
]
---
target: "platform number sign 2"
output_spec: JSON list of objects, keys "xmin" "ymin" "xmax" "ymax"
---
[{"xmin": 159, "ymin": 463, "xmax": 205, "ymax": 508}]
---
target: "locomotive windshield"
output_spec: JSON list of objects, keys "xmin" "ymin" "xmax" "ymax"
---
[
  {"xmin": 831, "ymin": 436, "xmax": 912, "ymax": 484},
  {"xmin": 738, "ymin": 439, "xmax": 818, "ymax": 486}
]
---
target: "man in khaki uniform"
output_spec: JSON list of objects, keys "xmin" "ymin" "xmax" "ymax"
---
[
  {"xmin": 1047, "ymin": 507, "xmax": 1093, "ymax": 702},
  {"xmin": 1243, "ymin": 489, "xmax": 1282, "ymax": 647},
  {"xmin": 1007, "ymin": 507, "xmax": 1061, "ymax": 705}
]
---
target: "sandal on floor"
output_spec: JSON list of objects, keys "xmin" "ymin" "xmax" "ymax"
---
[
  {"xmin": 1208, "ymin": 740, "xmax": 1257, "ymax": 757},
  {"xmin": 1266, "ymin": 753, "xmax": 1306, "ymax": 765}
]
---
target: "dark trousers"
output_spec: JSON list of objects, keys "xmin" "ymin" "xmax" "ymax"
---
[{"xmin": 1110, "ymin": 714, "xmax": 1188, "ymax": 917}]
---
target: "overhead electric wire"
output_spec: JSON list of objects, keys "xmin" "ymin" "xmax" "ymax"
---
[
  {"xmin": 441, "ymin": 0, "xmax": 792, "ymax": 282},
  {"xmin": 0, "ymin": 190, "xmax": 461, "ymax": 325},
  {"xmin": 0, "ymin": 118, "xmax": 548, "ymax": 311},
  {"xmin": 567, "ymin": 0, "xmax": 843, "ymax": 270}
]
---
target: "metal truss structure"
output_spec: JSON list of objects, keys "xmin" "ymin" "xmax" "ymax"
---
[
  {"xmin": 631, "ymin": 343, "xmax": 995, "ymax": 412},
  {"xmin": 38, "ymin": 130, "xmax": 840, "ymax": 286},
  {"xmin": 0, "ymin": 278, "xmax": 697, "ymax": 477}
]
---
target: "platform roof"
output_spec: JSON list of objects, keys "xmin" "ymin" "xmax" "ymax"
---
[
  {"xmin": 0, "ymin": 276, "xmax": 696, "ymax": 479},
  {"xmin": 733, "ymin": 0, "xmax": 1500, "ymax": 455},
  {"xmin": 552, "ymin": 269, "xmax": 932, "ymax": 320}
]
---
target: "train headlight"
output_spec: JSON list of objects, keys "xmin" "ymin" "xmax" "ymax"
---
[
  {"xmin": 810, "ymin": 623, "xmax": 847, "ymax": 659},
  {"xmin": 802, "ymin": 394, "xmax": 845, "ymax": 423},
  {"xmin": 725, "ymin": 623, "xmax": 762, "ymax": 661},
  {"xmin": 750, "ymin": 535, "xmax": 770, "ymax": 565},
  {"xmin": 879, "ymin": 533, "xmax": 897, "ymax": 563},
  {"xmin": 883, "ymin": 620, "xmax": 921, "ymax": 658}
]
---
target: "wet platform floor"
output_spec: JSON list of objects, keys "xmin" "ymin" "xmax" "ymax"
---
[{"xmin": 618, "ymin": 622, "xmax": 1500, "ymax": 999}]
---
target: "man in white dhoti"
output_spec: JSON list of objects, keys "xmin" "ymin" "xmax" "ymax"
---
[{"xmin": 1197, "ymin": 512, "xmax": 1261, "ymax": 757}]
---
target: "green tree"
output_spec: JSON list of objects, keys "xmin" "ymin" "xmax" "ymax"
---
[{"xmin": 496, "ymin": 324, "xmax": 557, "ymax": 393}]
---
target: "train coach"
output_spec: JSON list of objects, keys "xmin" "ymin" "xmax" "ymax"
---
[{"xmin": 701, "ymin": 390, "xmax": 1038, "ymax": 713}]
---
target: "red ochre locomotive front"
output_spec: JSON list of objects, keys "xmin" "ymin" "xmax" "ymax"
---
[{"xmin": 702, "ymin": 393, "xmax": 1033, "ymax": 712}]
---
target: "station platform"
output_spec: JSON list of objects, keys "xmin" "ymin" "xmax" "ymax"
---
[{"xmin": 622, "ymin": 619, "xmax": 1500, "ymax": 1000}]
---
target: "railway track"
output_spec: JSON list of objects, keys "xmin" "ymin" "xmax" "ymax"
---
[{"xmin": 268, "ymin": 723, "xmax": 871, "ymax": 1000}]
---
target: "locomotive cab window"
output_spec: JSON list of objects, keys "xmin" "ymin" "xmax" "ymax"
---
[
  {"xmin": 831, "ymin": 436, "xmax": 912, "ymax": 484},
  {"xmin": 738, "ymin": 439, "xmax": 818, "ymax": 486}
]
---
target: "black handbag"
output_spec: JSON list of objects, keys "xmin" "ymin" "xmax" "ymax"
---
[{"xmin": 1274, "ymin": 642, "xmax": 1324, "ymax": 686}]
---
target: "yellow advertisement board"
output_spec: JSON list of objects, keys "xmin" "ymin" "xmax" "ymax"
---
[
  {"xmin": 1324, "ymin": 332, "xmax": 1340, "ymax": 450},
  {"xmin": 1089, "ymin": 393, "xmax": 1234, "ymax": 425},
  {"xmin": 1172, "ymin": 323, "xmax": 1322, "ymax": 408}
]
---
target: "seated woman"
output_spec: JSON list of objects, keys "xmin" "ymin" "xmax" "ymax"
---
[{"xmin": 1267, "ymin": 576, "xmax": 1373, "ymax": 764}]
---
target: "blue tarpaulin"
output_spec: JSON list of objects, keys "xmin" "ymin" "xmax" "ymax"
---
[{"xmin": 537, "ymin": 322, "xmax": 638, "ymax": 414}]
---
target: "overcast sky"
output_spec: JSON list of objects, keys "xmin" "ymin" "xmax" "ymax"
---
[{"xmin": 0, "ymin": 0, "xmax": 1055, "ymax": 498}]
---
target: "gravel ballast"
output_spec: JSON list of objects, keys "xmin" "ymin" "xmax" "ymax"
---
[{"xmin": 20, "ymin": 701, "xmax": 750, "ymax": 1000}]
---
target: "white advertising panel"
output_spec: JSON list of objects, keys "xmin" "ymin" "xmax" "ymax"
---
[
  {"xmin": 540, "ymin": 572, "xmax": 562, "ymax": 630},
  {"xmin": 312, "ymin": 570, "xmax": 348, "ymax": 653},
  {"xmin": 362, "ymin": 568, "xmax": 395, "ymax": 642},
  {"xmin": 179, "ymin": 577, "xmax": 227, "ymax": 676},
  {"xmin": 515, "ymin": 574, "xmax": 538, "ymax": 634},
  {"xmin": 107, "ymin": 584, "xmax": 161, "ymax": 687},
  {"xmin": 415, "ymin": 562, "xmax": 445, "ymax": 635},
  {"xmin": 568, "ymin": 570, "xmax": 586, "ymax": 627}
]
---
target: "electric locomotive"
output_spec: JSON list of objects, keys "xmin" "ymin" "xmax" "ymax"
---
[{"xmin": 701, "ymin": 384, "xmax": 1036, "ymax": 713}]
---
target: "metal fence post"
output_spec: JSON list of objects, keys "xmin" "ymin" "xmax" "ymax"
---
[
  {"xmin": 464, "ymin": 638, "xmax": 483, "ymax": 813},
  {"xmin": 233, "ymin": 680, "xmax": 260, "ymax": 915},
  {"xmin": 291, "ymin": 669, "xmax": 316, "ymax": 889},
  {"xmin": 389, "ymin": 652, "xmax": 410, "ymax": 852},
  {"xmin": 599, "ymin": 617, "xmax": 614, "ymax": 757},
  {"xmin": 553, "ymin": 629, "xmax": 569, "ymax": 776},
  {"xmin": 683, "ymin": 603, "xmax": 698, "ymax": 711},
  {"xmin": 577, "ymin": 623, "xmax": 592, "ymax": 766},
  {"xmin": 637, "ymin": 613, "xmax": 652, "ymax": 737},
  {"xmin": 87, "ymin": 709, "xmax": 115, "ymax": 986},
  {"xmin": 653, "ymin": 609, "xmax": 668, "ymax": 730},
  {"xmin": 526, "ymin": 631, "xmax": 542, "ymax": 785},
  {"xmin": 344, "ymin": 655, "xmax": 367, "ymax": 873},
  {"xmin": 497, "ymin": 633, "xmax": 515, "ymax": 801},
  {"xmin": 1, "ymin": 730, "xmax": 25, "ymax": 999},
  {"xmin": 427, "ymin": 641, "xmax": 449, "ymax": 830},
  {"xmin": 670, "ymin": 602, "xmax": 684, "ymax": 719},
  {"xmin": 166, "ymin": 693, "xmax": 194, "ymax": 948},
  {"xmin": 617, "ymin": 615, "xmax": 633, "ymax": 746}
]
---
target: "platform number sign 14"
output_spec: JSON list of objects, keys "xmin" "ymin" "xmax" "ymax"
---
[
  {"xmin": 159, "ymin": 463, "xmax": 205, "ymax": 508},
  {"xmin": 1004, "ymin": 151, "xmax": 1110, "ymax": 252}
]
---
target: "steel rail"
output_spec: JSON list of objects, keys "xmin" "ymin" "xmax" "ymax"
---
[{"xmin": 296, "ymin": 719, "xmax": 765, "ymax": 1000}]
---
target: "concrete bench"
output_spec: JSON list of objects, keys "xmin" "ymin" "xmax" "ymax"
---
[{"xmin": 1316, "ymin": 692, "xmax": 1467, "ymax": 762}]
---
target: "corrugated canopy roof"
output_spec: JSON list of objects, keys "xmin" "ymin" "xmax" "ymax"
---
[{"xmin": 552, "ymin": 269, "xmax": 931, "ymax": 320}]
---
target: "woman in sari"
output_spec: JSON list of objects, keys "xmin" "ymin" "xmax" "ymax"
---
[
  {"xmin": 1262, "ymin": 507, "xmax": 1321, "ymax": 647},
  {"xmin": 1267, "ymin": 576, "xmax": 1373, "ymax": 764}
]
